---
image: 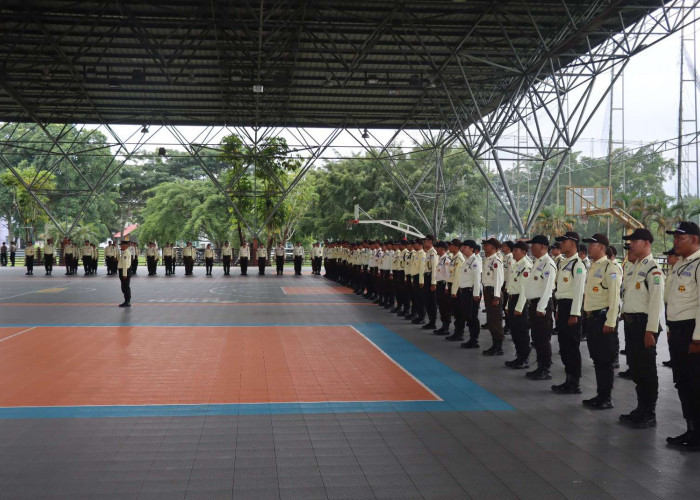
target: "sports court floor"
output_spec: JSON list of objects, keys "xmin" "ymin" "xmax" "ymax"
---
[{"xmin": 0, "ymin": 264, "xmax": 698, "ymax": 499}]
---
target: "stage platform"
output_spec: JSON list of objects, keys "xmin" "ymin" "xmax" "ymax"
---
[{"xmin": 0, "ymin": 265, "xmax": 698, "ymax": 499}]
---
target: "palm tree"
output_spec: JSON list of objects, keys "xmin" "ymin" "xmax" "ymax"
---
[{"xmin": 532, "ymin": 205, "xmax": 575, "ymax": 240}]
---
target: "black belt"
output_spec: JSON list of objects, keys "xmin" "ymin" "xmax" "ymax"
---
[
  {"xmin": 437, "ymin": 280, "xmax": 446, "ymax": 285},
  {"xmin": 585, "ymin": 308, "xmax": 608, "ymax": 318},
  {"xmin": 484, "ymin": 286, "xmax": 494, "ymax": 291},
  {"xmin": 623, "ymin": 312, "xmax": 647, "ymax": 322},
  {"xmin": 459, "ymin": 287, "xmax": 474, "ymax": 292}
]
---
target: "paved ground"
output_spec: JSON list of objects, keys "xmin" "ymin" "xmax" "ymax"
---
[{"xmin": 0, "ymin": 264, "xmax": 698, "ymax": 499}]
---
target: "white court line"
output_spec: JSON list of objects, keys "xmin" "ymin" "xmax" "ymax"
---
[
  {"xmin": 0, "ymin": 327, "xmax": 36, "ymax": 344},
  {"xmin": 0, "ymin": 281, "xmax": 73, "ymax": 302}
]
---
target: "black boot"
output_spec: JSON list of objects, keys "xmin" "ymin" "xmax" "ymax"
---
[
  {"xmin": 667, "ymin": 420, "xmax": 695, "ymax": 444},
  {"xmin": 445, "ymin": 332, "xmax": 464, "ymax": 342},
  {"xmin": 460, "ymin": 338, "xmax": 479, "ymax": 349},
  {"xmin": 551, "ymin": 375, "xmax": 571, "ymax": 393},
  {"xmin": 482, "ymin": 341, "xmax": 503, "ymax": 356}
]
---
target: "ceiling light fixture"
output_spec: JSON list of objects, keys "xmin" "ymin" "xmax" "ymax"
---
[
  {"xmin": 141, "ymin": 126, "xmax": 149, "ymax": 134},
  {"xmin": 361, "ymin": 129, "xmax": 370, "ymax": 139}
]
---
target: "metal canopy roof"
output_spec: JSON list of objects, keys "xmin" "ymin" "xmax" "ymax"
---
[{"xmin": 0, "ymin": 0, "xmax": 666, "ymax": 129}]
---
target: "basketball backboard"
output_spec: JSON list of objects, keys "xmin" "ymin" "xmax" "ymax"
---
[{"xmin": 565, "ymin": 186, "xmax": 611, "ymax": 216}]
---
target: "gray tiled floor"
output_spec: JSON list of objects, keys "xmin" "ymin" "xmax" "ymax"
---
[{"xmin": 1, "ymin": 265, "xmax": 699, "ymax": 499}]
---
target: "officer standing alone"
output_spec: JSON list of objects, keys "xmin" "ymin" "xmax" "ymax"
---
[{"xmin": 117, "ymin": 240, "xmax": 132, "ymax": 307}]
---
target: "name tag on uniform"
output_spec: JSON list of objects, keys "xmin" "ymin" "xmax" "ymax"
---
[
  {"xmin": 679, "ymin": 286, "xmax": 686, "ymax": 292},
  {"xmin": 592, "ymin": 286, "xmax": 599, "ymax": 292},
  {"xmin": 563, "ymin": 278, "xmax": 568, "ymax": 282},
  {"xmin": 635, "ymin": 282, "xmax": 641, "ymax": 289}
]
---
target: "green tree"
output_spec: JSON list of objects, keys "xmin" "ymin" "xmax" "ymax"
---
[{"xmin": 0, "ymin": 164, "xmax": 56, "ymax": 241}]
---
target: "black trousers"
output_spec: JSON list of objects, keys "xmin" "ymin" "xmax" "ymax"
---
[
  {"xmin": 484, "ymin": 286, "xmax": 504, "ymax": 342},
  {"xmin": 65, "ymin": 254, "xmax": 73, "ymax": 273},
  {"xmin": 26, "ymin": 255, "xmax": 34, "ymax": 272},
  {"xmin": 259, "ymin": 258, "xmax": 266, "ymax": 275},
  {"xmin": 313, "ymin": 257, "xmax": 322, "ymax": 274},
  {"xmin": 184, "ymin": 256, "xmax": 194, "ymax": 275},
  {"xmin": 507, "ymin": 294, "xmax": 530, "ymax": 359},
  {"xmin": 412, "ymin": 275, "xmax": 423, "ymax": 317},
  {"xmin": 0, "ymin": 252, "xmax": 6, "ymax": 265},
  {"xmin": 585, "ymin": 310, "xmax": 617, "ymax": 399},
  {"xmin": 556, "ymin": 298, "xmax": 582, "ymax": 379},
  {"xmin": 222, "ymin": 256, "xmax": 231, "ymax": 274},
  {"xmin": 624, "ymin": 313, "xmax": 659, "ymax": 409},
  {"xmin": 164, "ymin": 256, "xmax": 173, "ymax": 274},
  {"xmin": 668, "ymin": 319, "xmax": 700, "ymax": 425},
  {"xmin": 83, "ymin": 256, "xmax": 92, "ymax": 274},
  {"xmin": 453, "ymin": 287, "xmax": 469, "ymax": 334},
  {"xmin": 147, "ymin": 256, "xmax": 156, "ymax": 275},
  {"xmin": 436, "ymin": 281, "xmax": 451, "ymax": 328},
  {"xmin": 10, "ymin": 252, "xmax": 15, "ymax": 266},
  {"xmin": 528, "ymin": 299, "xmax": 553, "ymax": 369},
  {"xmin": 240, "ymin": 257, "xmax": 248, "ymax": 275},
  {"xmin": 44, "ymin": 254, "xmax": 53, "ymax": 273},
  {"xmin": 205, "ymin": 257, "xmax": 213, "ymax": 274},
  {"xmin": 458, "ymin": 287, "xmax": 480, "ymax": 340},
  {"xmin": 276, "ymin": 256, "xmax": 284, "ymax": 273},
  {"xmin": 119, "ymin": 271, "xmax": 131, "ymax": 302},
  {"xmin": 423, "ymin": 273, "xmax": 436, "ymax": 323},
  {"xmin": 130, "ymin": 258, "xmax": 137, "ymax": 274},
  {"xmin": 294, "ymin": 256, "xmax": 302, "ymax": 275}
]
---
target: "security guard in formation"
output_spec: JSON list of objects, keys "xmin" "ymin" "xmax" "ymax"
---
[
  {"xmin": 81, "ymin": 240, "xmax": 93, "ymax": 275},
  {"xmin": 162, "ymin": 243, "xmax": 175, "ymax": 275},
  {"xmin": 257, "ymin": 243, "xmax": 267, "ymax": 275},
  {"xmin": 239, "ymin": 241, "xmax": 249, "ymax": 275},
  {"xmin": 130, "ymin": 242, "xmax": 139, "ymax": 275},
  {"xmin": 311, "ymin": 242, "xmax": 323, "ymax": 275},
  {"xmin": 204, "ymin": 244, "xmax": 215, "ymax": 275},
  {"xmin": 146, "ymin": 242, "xmax": 159, "ymax": 276},
  {"xmin": 117, "ymin": 239, "xmax": 132, "ymax": 307},
  {"xmin": 43, "ymin": 238, "xmax": 54, "ymax": 275},
  {"xmin": 105, "ymin": 241, "xmax": 117, "ymax": 275},
  {"xmin": 481, "ymin": 238, "xmax": 504, "ymax": 355},
  {"xmin": 551, "ymin": 231, "xmax": 586, "ymax": 394},
  {"xmin": 221, "ymin": 241, "xmax": 232, "ymax": 275},
  {"xmin": 24, "ymin": 240, "xmax": 35, "ymax": 275},
  {"xmin": 275, "ymin": 242, "xmax": 285, "ymax": 275},
  {"xmin": 505, "ymin": 241, "xmax": 532, "ymax": 369},
  {"xmin": 182, "ymin": 241, "xmax": 195, "ymax": 275},
  {"xmin": 455, "ymin": 240, "xmax": 481, "ymax": 347},
  {"xmin": 63, "ymin": 239, "xmax": 75, "ymax": 275},
  {"xmin": 293, "ymin": 241, "xmax": 304, "ymax": 275}
]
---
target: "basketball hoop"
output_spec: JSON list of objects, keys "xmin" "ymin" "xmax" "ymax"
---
[{"xmin": 346, "ymin": 219, "xmax": 359, "ymax": 230}]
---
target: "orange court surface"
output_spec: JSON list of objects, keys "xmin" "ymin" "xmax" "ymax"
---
[{"xmin": 0, "ymin": 325, "xmax": 437, "ymax": 408}]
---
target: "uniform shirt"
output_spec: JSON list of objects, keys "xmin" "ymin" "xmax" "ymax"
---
[
  {"xmin": 665, "ymin": 248, "xmax": 700, "ymax": 340},
  {"xmin": 523, "ymin": 254, "xmax": 557, "ymax": 313},
  {"xmin": 392, "ymin": 249, "xmax": 403, "ymax": 272},
  {"xmin": 312, "ymin": 247, "xmax": 323, "ymax": 258},
  {"xmin": 221, "ymin": 245, "xmax": 232, "ymax": 257},
  {"xmin": 481, "ymin": 253, "xmax": 503, "ymax": 298},
  {"xmin": 257, "ymin": 246, "xmax": 267, "ymax": 259},
  {"xmin": 81, "ymin": 245, "xmax": 92, "ymax": 257},
  {"xmin": 10, "ymin": 243, "xmax": 16, "ymax": 252},
  {"xmin": 92, "ymin": 246, "xmax": 99, "ymax": 259},
  {"xmin": 293, "ymin": 246, "xmax": 304, "ymax": 257},
  {"xmin": 435, "ymin": 253, "xmax": 451, "ymax": 282},
  {"xmin": 162, "ymin": 246, "xmax": 173, "ymax": 257},
  {"xmin": 581, "ymin": 257, "xmax": 591, "ymax": 270},
  {"xmin": 240, "ymin": 246, "xmax": 250, "ymax": 258},
  {"xmin": 421, "ymin": 247, "xmax": 438, "ymax": 285},
  {"xmin": 130, "ymin": 247, "xmax": 137, "ymax": 260},
  {"xmin": 64, "ymin": 244, "xmax": 73, "ymax": 255},
  {"xmin": 583, "ymin": 256, "xmax": 622, "ymax": 328},
  {"xmin": 414, "ymin": 249, "xmax": 426, "ymax": 279},
  {"xmin": 502, "ymin": 252, "xmax": 514, "ymax": 286},
  {"xmin": 117, "ymin": 248, "xmax": 132, "ymax": 277},
  {"xmin": 361, "ymin": 248, "xmax": 371, "ymax": 266},
  {"xmin": 275, "ymin": 246, "xmax": 285, "ymax": 256},
  {"xmin": 105, "ymin": 246, "xmax": 116, "ymax": 258},
  {"xmin": 507, "ymin": 256, "xmax": 532, "ymax": 312},
  {"xmin": 204, "ymin": 248, "xmax": 214, "ymax": 259},
  {"xmin": 448, "ymin": 251, "xmax": 466, "ymax": 295},
  {"xmin": 459, "ymin": 253, "xmax": 482, "ymax": 291},
  {"xmin": 44, "ymin": 244, "xmax": 54, "ymax": 255},
  {"xmin": 182, "ymin": 246, "xmax": 195, "ymax": 257},
  {"xmin": 146, "ymin": 247, "xmax": 158, "ymax": 257},
  {"xmin": 554, "ymin": 254, "xmax": 587, "ymax": 316},
  {"xmin": 622, "ymin": 254, "xmax": 664, "ymax": 332},
  {"xmin": 24, "ymin": 245, "xmax": 35, "ymax": 257}
]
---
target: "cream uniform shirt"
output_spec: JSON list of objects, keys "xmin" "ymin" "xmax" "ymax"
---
[
  {"xmin": 554, "ymin": 254, "xmax": 587, "ymax": 316},
  {"xmin": 118, "ymin": 248, "xmax": 132, "ymax": 277},
  {"xmin": 414, "ymin": 248, "xmax": 426, "ymax": 281},
  {"xmin": 312, "ymin": 246, "xmax": 322, "ymax": 258},
  {"xmin": 25, "ymin": 244, "xmax": 35, "ymax": 257},
  {"xmin": 239, "ymin": 245, "xmax": 250, "ymax": 258},
  {"xmin": 182, "ymin": 246, "xmax": 195, "ymax": 258},
  {"xmin": 293, "ymin": 245, "xmax": 304, "ymax": 257},
  {"xmin": 257, "ymin": 246, "xmax": 267, "ymax": 259},
  {"xmin": 105, "ymin": 245, "xmax": 116, "ymax": 258},
  {"xmin": 44, "ymin": 243, "xmax": 54, "ymax": 255},
  {"xmin": 162, "ymin": 246, "xmax": 173, "ymax": 257},
  {"xmin": 435, "ymin": 252, "xmax": 451, "ymax": 282},
  {"xmin": 275, "ymin": 246, "xmax": 285, "ymax": 257},
  {"xmin": 622, "ymin": 254, "xmax": 664, "ymax": 333},
  {"xmin": 421, "ymin": 247, "xmax": 438, "ymax": 286},
  {"xmin": 204, "ymin": 248, "xmax": 214, "ymax": 259},
  {"xmin": 482, "ymin": 253, "xmax": 503, "ymax": 298},
  {"xmin": 502, "ymin": 252, "xmax": 514, "ymax": 286},
  {"xmin": 221, "ymin": 245, "xmax": 232, "ymax": 257},
  {"xmin": 522, "ymin": 254, "xmax": 557, "ymax": 313},
  {"xmin": 583, "ymin": 256, "xmax": 622, "ymax": 328},
  {"xmin": 448, "ymin": 251, "xmax": 465, "ymax": 295},
  {"xmin": 665, "ymin": 248, "xmax": 700, "ymax": 340},
  {"xmin": 507, "ymin": 256, "xmax": 532, "ymax": 312},
  {"xmin": 459, "ymin": 253, "xmax": 482, "ymax": 291}
]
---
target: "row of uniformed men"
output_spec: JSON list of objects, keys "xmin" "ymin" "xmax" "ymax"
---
[
  {"xmin": 323, "ymin": 222, "xmax": 700, "ymax": 449},
  {"xmin": 23, "ymin": 239, "xmax": 99, "ymax": 276}
]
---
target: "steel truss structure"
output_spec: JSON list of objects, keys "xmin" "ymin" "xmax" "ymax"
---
[{"xmin": 0, "ymin": 1, "xmax": 697, "ymax": 239}]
